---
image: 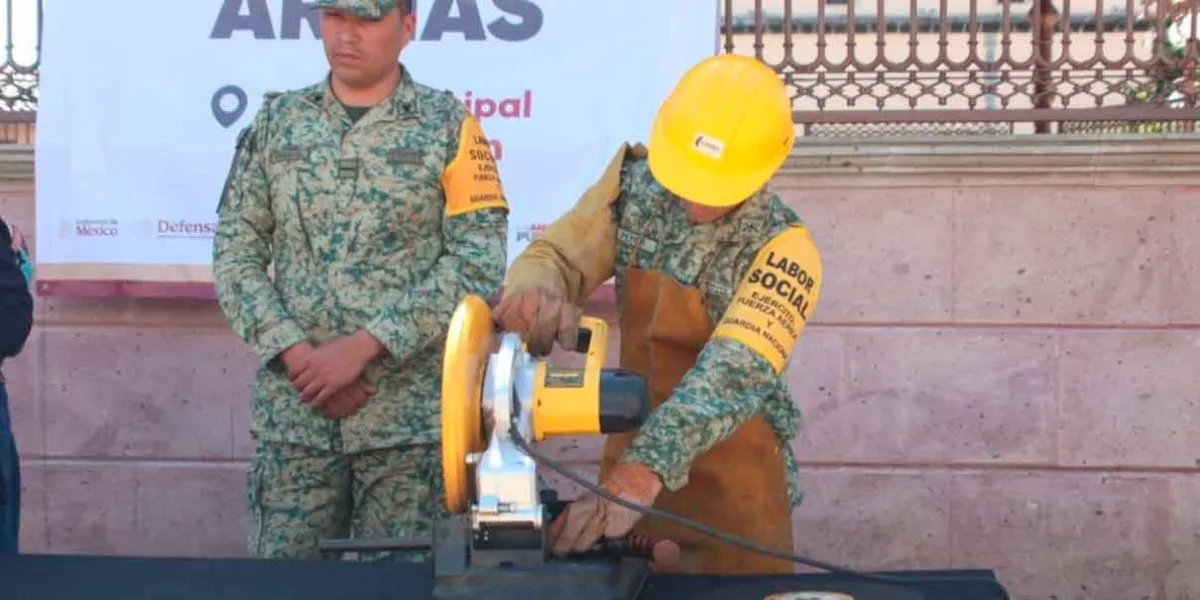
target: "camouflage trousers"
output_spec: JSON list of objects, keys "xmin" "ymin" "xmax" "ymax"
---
[{"xmin": 247, "ymin": 441, "xmax": 446, "ymax": 562}]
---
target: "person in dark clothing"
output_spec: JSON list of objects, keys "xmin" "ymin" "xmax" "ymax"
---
[{"xmin": 0, "ymin": 217, "xmax": 33, "ymax": 555}]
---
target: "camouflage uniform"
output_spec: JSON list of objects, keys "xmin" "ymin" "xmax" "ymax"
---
[
  {"xmin": 505, "ymin": 143, "xmax": 822, "ymax": 573},
  {"xmin": 212, "ymin": 56, "xmax": 509, "ymax": 560},
  {"xmin": 610, "ymin": 175, "xmax": 812, "ymax": 511}
]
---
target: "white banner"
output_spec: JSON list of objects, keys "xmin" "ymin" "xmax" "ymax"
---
[{"xmin": 33, "ymin": 0, "xmax": 717, "ymax": 284}]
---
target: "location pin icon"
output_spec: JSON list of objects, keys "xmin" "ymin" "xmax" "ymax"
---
[{"xmin": 212, "ymin": 85, "xmax": 248, "ymax": 128}]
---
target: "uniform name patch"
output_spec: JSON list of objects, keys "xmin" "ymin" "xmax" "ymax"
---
[
  {"xmin": 337, "ymin": 157, "xmax": 359, "ymax": 180},
  {"xmin": 706, "ymin": 281, "xmax": 732, "ymax": 302},
  {"xmin": 711, "ymin": 226, "xmax": 823, "ymax": 373},
  {"xmin": 274, "ymin": 145, "xmax": 308, "ymax": 163},
  {"xmin": 387, "ymin": 148, "xmax": 421, "ymax": 165},
  {"xmin": 617, "ymin": 227, "xmax": 659, "ymax": 254}
]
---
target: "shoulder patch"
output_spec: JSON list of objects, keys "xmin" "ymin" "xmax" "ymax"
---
[
  {"xmin": 234, "ymin": 124, "xmax": 253, "ymax": 149},
  {"xmin": 711, "ymin": 224, "xmax": 822, "ymax": 373},
  {"xmin": 260, "ymin": 90, "xmax": 284, "ymax": 113},
  {"xmin": 441, "ymin": 114, "xmax": 507, "ymax": 216}
]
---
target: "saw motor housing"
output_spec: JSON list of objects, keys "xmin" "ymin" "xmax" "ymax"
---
[{"xmin": 438, "ymin": 294, "xmax": 650, "ymax": 587}]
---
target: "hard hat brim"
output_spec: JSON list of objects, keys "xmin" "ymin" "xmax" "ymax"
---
[{"xmin": 646, "ymin": 123, "xmax": 792, "ymax": 208}]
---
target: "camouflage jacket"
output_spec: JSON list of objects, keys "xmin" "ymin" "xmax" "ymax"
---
[
  {"xmin": 506, "ymin": 144, "xmax": 822, "ymax": 508},
  {"xmin": 213, "ymin": 66, "xmax": 509, "ymax": 453}
]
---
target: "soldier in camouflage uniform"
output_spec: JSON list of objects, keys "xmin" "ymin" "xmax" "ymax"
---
[
  {"xmin": 212, "ymin": 0, "xmax": 508, "ymax": 561},
  {"xmin": 494, "ymin": 54, "xmax": 822, "ymax": 575}
]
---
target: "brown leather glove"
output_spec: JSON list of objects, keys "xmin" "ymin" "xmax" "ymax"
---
[
  {"xmin": 493, "ymin": 286, "xmax": 583, "ymax": 356},
  {"xmin": 545, "ymin": 462, "xmax": 664, "ymax": 558}
]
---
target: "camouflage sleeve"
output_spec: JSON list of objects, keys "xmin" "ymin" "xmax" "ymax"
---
[
  {"xmin": 503, "ymin": 144, "xmax": 639, "ymax": 305},
  {"xmin": 361, "ymin": 106, "xmax": 509, "ymax": 363},
  {"xmin": 620, "ymin": 224, "xmax": 823, "ymax": 491},
  {"xmin": 211, "ymin": 99, "xmax": 310, "ymax": 370}
]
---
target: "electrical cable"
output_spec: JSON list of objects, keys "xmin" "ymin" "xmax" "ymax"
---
[{"xmin": 510, "ymin": 424, "xmax": 1011, "ymax": 600}]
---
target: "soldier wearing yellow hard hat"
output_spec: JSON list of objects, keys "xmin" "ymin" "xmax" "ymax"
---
[{"xmin": 493, "ymin": 53, "xmax": 823, "ymax": 575}]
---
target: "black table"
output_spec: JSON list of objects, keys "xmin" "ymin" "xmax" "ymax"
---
[{"xmin": 0, "ymin": 554, "xmax": 1008, "ymax": 599}]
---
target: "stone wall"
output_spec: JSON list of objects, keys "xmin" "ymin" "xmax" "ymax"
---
[{"xmin": 3, "ymin": 135, "xmax": 1198, "ymax": 599}]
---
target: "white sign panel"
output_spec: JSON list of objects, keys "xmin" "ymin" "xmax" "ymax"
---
[{"xmin": 33, "ymin": 0, "xmax": 717, "ymax": 285}]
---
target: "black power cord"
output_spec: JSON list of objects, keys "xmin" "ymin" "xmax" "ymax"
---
[{"xmin": 509, "ymin": 424, "xmax": 1011, "ymax": 600}]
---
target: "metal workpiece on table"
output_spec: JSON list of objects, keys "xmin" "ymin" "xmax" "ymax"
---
[{"xmin": 431, "ymin": 514, "xmax": 651, "ymax": 600}]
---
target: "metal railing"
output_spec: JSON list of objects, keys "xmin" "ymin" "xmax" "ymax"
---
[
  {"xmin": 4, "ymin": 1, "xmax": 1199, "ymax": 138},
  {"xmin": 0, "ymin": 0, "xmax": 39, "ymax": 144},
  {"xmin": 720, "ymin": 0, "xmax": 1200, "ymax": 135}
]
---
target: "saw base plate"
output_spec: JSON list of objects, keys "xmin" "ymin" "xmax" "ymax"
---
[
  {"xmin": 430, "ymin": 513, "xmax": 649, "ymax": 600},
  {"xmin": 432, "ymin": 557, "xmax": 650, "ymax": 600}
]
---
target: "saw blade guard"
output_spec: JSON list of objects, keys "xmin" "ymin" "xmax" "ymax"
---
[
  {"xmin": 440, "ymin": 294, "xmax": 491, "ymax": 515},
  {"xmin": 531, "ymin": 315, "xmax": 650, "ymax": 441}
]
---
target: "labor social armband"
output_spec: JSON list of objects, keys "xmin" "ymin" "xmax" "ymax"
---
[
  {"xmin": 441, "ymin": 114, "xmax": 508, "ymax": 217},
  {"xmin": 712, "ymin": 225, "xmax": 823, "ymax": 373}
]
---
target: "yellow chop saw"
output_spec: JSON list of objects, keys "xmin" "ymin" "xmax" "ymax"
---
[
  {"xmin": 318, "ymin": 295, "xmax": 1014, "ymax": 599},
  {"xmin": 320, "ymin": 294, "xmax": 677, "ymax": 599}
]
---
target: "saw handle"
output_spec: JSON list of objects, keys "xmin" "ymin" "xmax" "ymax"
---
[
  {"xmin": 573, "ymin": 315, "xmax": 607, "ymax": 362},
  {"xmin": 545, "ymin": 494, "xmax": 675, "ymax": 567},
  {"xmin": 586, "ymin": 533, "xmax": 681, "ymax": 568}
]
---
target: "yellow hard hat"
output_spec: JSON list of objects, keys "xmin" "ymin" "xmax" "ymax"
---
[{"xmin": 648, "ymin": 54, "xmax": 794, "ymax": 208}]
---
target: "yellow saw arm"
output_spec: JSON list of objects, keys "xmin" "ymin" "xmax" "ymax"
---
[{"xmin": 439, "ymin": 295, "xmax": 649, "ymax": 524}]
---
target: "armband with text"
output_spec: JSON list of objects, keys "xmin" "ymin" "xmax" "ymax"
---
[
  {"xmin": 711, "ymin": 225, "xmax": 823, "ymax": 373},
  {"xmin": 441, "ymin": 114, "xmax": 508, "ymax": 217}
]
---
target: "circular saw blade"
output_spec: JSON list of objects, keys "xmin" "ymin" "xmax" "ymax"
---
[{"xmin": 440, "ymin": 295, "xmax": 491, "ymax": 515}]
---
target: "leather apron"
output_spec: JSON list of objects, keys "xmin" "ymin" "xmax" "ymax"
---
[{"xmin": 597, "ymin": 218, "xmax": 796, "ymax": 576}]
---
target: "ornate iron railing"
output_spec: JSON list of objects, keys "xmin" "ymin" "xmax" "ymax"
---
[
  {"xmin": 5, "ymin": 2, "xmax": 1199, "ymax": 137},
  {"xmin": 0, "ymin": 0, "xmax": 37, "ymax": 110},
  {"xmin": 0, "ymin": 0, "xmax": 39, "ymax": 144},
  {"xmin": 720, "ymin": 0, "xmax": 1200, "ymax": 135}
]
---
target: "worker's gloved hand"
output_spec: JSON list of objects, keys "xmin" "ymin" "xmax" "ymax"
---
[
  {"xmin": 493, "ymin": 286, "xmax": 582, "ymax": 356},
  {"xmin": 546, "ymin": 462, "xmax": 664, "ymax": 558}
]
